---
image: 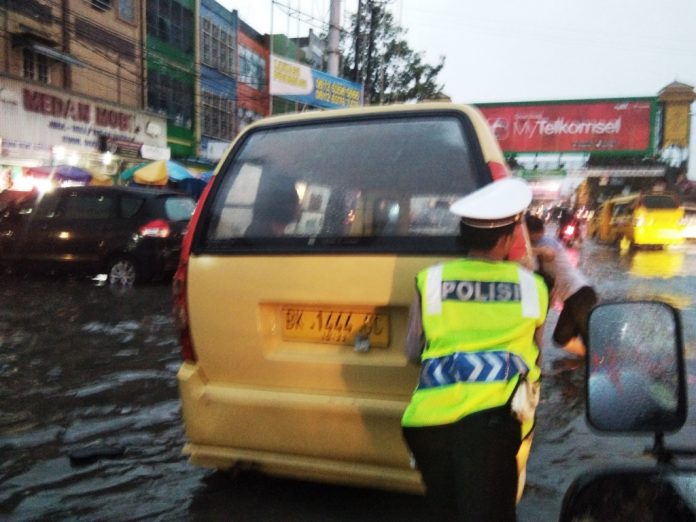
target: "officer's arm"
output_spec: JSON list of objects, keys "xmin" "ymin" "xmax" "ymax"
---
[{"xmin": 404, "ymin": 293, "xmax": 425, "ymax": 364}]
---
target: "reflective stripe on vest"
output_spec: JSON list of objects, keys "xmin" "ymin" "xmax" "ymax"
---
[{"xmin": 418, "ymin": 350, "xmax": 529, "ymax": 390}]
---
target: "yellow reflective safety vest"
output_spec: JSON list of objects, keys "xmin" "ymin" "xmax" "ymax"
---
[{"xmin": 401, "ymin": 259, "xmax": 548, "ymax": 436}]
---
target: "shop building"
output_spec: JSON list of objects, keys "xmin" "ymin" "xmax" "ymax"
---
[
  {"xmin": 0, "ymin": 75, "xmax": 168, "ymax": 186},
  {"xmin": 1, "ymin": 0, "xmax": 143, "ymax": 108},
  {"xmin": 0, "ymin": 0, "xmax": 169, "ymax": 185},
  {"xmin": 236, "ymin": 20, "xmax": 269, "ymax": 132},
  {"xmin": 145, "ymin": 0, "xmax": 197, "ymax": 158},
  {"xmin": 198, "ymin": 0, "xmax": 237, "ymax": 163}
]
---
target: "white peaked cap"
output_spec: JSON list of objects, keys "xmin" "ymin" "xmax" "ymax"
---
[{"xmin": 450, "ymin": 178, "xmax": 532, "ymax": 228}]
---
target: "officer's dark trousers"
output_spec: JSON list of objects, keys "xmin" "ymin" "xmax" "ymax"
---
[{"xmin": 403, "ymin": 406, "xmax": 521, "ymax": 522}]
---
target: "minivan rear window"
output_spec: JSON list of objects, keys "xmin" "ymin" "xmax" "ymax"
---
[
  {"xmin": 642, "ymin": 195, "xmax": 678, "ymax": 209},
  {"xmin": 202, "ymin": 114, "xmax": 488, "ymax": 253}
]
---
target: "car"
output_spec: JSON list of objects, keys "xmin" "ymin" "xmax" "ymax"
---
[
  {"xmin": 173, "ymin": 102, "xmax": 532, "ymax": 493},
  {"xmin": 0, "ymin": 185, "xmax": 195, "ymax": 285}
]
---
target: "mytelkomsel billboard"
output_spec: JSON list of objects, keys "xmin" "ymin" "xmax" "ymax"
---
[{"xmin": 477, "ymin": 98, "xmax": 656, "ymax": 155}]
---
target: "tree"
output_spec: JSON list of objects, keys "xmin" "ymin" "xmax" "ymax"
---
[{"xmin": 340, "ymin": 1, "xmax": 446, "ymax": 105}]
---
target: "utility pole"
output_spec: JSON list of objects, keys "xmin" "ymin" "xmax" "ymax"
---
[{"xmin": 327, "ymin": 0, "xmax": 341, "ymax": 76}]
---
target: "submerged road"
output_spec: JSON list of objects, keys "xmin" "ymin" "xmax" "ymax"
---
[{"xmin": 1, "ymin": 240, "xmax": 696, "ymax": 521}]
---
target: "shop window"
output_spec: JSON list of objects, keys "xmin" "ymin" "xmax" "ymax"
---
[
  {"xmin": 239, "ymin": 45, "xmax": 266, "ymax": 90},
  {"xmin": 202, "ymin": 90, "xmax": 234, "ymax": 140},
  {"xmin": 117, "ymin": 0, "xmax": 135, "ymax": 23},
  {"xmin": 147, "ymin": 68, "xmax": 194, "ymax": 129},
  {"xmin": 201, "ymin": 19, "xmax": 235, "ymax": 76},
  {"xmin": 147, "ymin": 0, "xmax": 193, "ymax": 54},
  {"xmin": 91, "ymin": 0, "xmax": 112, "ymax": 12},
  {"xmin": 22, "ymin": 49, "xmax": 49, "ymax": 84}
]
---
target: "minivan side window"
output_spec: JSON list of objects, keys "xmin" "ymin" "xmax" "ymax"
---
[{"xmin": 202, "ymin": 114, "xmax": 488, "ymax": 253}]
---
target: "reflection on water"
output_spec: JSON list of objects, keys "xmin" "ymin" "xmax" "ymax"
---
[{"xmin": 628, "ymin": 248, "xmax": 686, "ymax": 280}]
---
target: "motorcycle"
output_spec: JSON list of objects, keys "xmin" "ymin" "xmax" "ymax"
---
[
  {"xmin": 557, "ymin": 218, "xmax": 582, "ymax": 247},
  {"xmin": 559, "ymin": 300, "xmax": 696, "ymax": 521}
]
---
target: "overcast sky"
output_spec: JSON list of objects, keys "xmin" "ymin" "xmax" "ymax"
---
[{"xmin": 218, "ymin": 0, "xmax": 696, "ymax": 104}]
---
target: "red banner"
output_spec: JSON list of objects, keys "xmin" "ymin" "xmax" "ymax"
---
[{"xmin": 477, "ymin": 100, "xmax": 654, "ymax": 153}]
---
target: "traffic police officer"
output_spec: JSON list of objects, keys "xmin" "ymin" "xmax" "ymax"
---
[{"xmin": 402, "ymin": 178, "xmax": 548, "ymax": 521}]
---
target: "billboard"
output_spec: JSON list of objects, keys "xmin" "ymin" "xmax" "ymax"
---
[
  {"xmin": 270, "ymin": 55, "xmax": 363, "ymax": 109},
  {"xmin": 477, "ymin": 99, "xmax": 656, "ymax": 155},
  {"xmin": 0, "ymin": 77, "xmax": 169, "ymax": 163}
]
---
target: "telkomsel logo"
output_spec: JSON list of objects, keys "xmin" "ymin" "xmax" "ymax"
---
[
  {"xmin": 512, "ymin": 115, "xmax": 622, "ymax": 137},
  {"xmin": 488, "ymin": 117, "xmax": 510, "ymax": 141}
]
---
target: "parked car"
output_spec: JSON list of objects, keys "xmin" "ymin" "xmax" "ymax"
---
[
  {"xmin": 0, "ymin": 186, "xmax": 195, "ymax": 285},
  {"xmin": 173, "ymin": 102, "xmax": 534, "ymax": 493}
]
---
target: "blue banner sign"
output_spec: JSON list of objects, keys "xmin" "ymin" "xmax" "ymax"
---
[{"xmin": 270, "ymin": 55, "xmax": 363, "ymax": 109}]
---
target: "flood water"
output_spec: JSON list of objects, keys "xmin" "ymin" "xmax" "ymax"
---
[{"xmin": 1, "ymin": 240, "xmax": 696, "ymax": 521}]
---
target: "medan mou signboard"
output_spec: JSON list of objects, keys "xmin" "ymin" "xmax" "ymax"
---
[
  {"xmin": 477, "ymin": 98, "xmax": 656, "ymax": 155},
  {"xmin": 270, "ymin": 55, "xmax": 363, "ymax": 109},
  {"xmin": 0, "ymin": 76, "xmax": 169, "ymax": 162}
]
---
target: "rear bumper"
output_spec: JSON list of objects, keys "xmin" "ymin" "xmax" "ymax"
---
[
  {"xmin": 177, "ymin": 362, "xmax": 422, "ymax": 493},
  {"xmin": 633, "ymin": 227, "xmax": 684, "ymax": 246},
  {"xmin": 182, "ymin": 442, "xmax": 424, "ymax": 493}
]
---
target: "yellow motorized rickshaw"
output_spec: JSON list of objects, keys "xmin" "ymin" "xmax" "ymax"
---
[{"xmin": 589, "ymin": 192, "xmax": 684, "ymax": 249}]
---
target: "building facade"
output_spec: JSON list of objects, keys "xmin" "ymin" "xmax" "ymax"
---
[
  {"xmin": 198, "ymin": 0, "xmax": 236, "ymax": 163},
  {"xmin": 145, "ymin": 0, "xmax": 196, "ymax": 158},
  {"xmin": 0, "ymin": 0, "xmax": 168, "ymax": 179},
  {"xmin": 236, "ymin": 20, "xmax": 268, "ymax": 132}
]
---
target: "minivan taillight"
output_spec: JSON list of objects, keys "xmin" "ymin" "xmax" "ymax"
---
[
  {"xmin": 173, "ymin": 267, "xmax": 195, "ymax": 362},
  {"xmin": 139, "ymin": 219, "xmax": 171, "ymax": 238},
  {"xmin": 173, "ymin": 180, "xmax": 213, "ymax": 363}
]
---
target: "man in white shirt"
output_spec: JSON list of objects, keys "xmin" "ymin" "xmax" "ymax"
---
[{"xmin": 525, "ymin": 214, "xmax": 598, "ymax": 357}]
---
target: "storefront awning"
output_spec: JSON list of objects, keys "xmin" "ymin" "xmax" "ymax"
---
[{"xmin": 31, "ymin": 44, "xmax": 84, "ymax": 67}]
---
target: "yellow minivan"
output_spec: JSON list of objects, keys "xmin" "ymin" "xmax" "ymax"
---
[
  {"xmin": 589, "ymin": 192, "xmax": 684, "ymax": 249},
  {"xmin": 174, "ymin": 103, "xmax": 526, "ymax": 493}
]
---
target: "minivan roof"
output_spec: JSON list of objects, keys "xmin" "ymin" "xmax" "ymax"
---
[{"xmin": 237, "ymin": 102, "xmax": 501, "ymax": 162}]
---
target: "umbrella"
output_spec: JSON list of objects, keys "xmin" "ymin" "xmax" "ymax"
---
[
  {"xmin": 130, "ymin": 160, "xmax": 194, "ymax": 186},
  {"xmin": 119, "ymin": 162, "xmax": 148, "ymax": 183},
  {"xmin": 89, "ymin": 173, "xmax": 114, "ymax": 186},
  {"xmin": 26, "ymin": 165, "xmax": 93, "ymax": 183}
]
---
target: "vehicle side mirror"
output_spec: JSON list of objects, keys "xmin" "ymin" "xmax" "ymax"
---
[{"xmin": 586, "ymin": 301, "xmax": 687, "ymax": 433}]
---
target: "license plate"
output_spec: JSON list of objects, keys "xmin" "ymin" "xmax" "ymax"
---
[{"xmin": 281, "ymin": 307, "xmax": 390, "ymax": 347}]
